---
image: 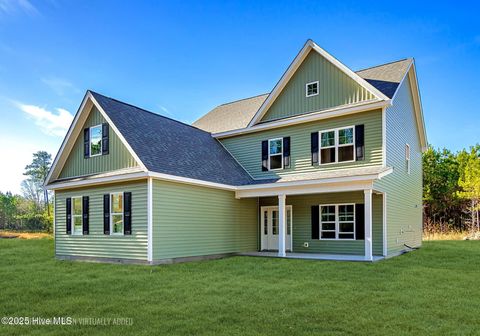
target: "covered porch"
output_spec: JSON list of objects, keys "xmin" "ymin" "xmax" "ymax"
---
[{"xmin": 235, "ymin": 168, "xmax": 389, "ymax": 261}]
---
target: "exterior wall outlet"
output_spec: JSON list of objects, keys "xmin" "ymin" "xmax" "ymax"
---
[{"xmin": 303, "ymin": 242, "xmax": 309, "ymax": 248}]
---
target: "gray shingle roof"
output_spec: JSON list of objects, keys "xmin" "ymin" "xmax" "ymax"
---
[
  {"xmin": 193, "ymin": 59, "xmax": 412, "ymax": 133},
  {"xmin": 192, "ymin": 94, "xmax": 268, "ymax": 134},
  {"xmin": 90, "ymin": 91, "xmax": 254, "ymax": 186},
  {"xmin": 356, "ymin": 59, "xmax": 412, "ymax": 98}
]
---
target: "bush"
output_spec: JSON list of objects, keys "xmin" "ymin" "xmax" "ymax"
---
[{"xmin": 14, "ymin": 213, "xmax": 52, "ymax": 232}]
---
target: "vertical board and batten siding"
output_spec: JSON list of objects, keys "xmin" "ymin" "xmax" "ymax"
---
[
  {"xmin": 55, "ymin": 181, "xmax": 148, "ymax": 260},
  {"xmin": 374, "ymin": 73, "xmax": 423, "ymax": 256},
  {"xmin": 221, "ymin": 109, "xmax": 383, "ymax": 180},
  {"xmin": 59, "ymin": 106, "xmax": 138, "ymax": 179},
  {"xmin": 260, "ymin": 50, "xmax": 376, "ymax": 123},
  {"xmin": 260, "ymin": 192, "xmax": 383, "ymax": 255},
  {"xmin": 152, "ymin": 180, "xmax": 258, "ymax": 260}
]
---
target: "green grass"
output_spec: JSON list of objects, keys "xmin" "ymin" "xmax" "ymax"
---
[{"xmin": 1, "ymin": 239, "xmax": 480, "ymax": 335}]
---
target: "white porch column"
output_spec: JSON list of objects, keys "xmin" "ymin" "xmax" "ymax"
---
[
  {"xmin": 278, "ymin": 194, "xmax": 286, "ymax": 257},
  {"xmin": 364, "ymin": 189, "xmax": 373, "ymax": 261}
]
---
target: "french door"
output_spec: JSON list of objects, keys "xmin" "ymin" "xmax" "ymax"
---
[{"xmin": 261, "ymin": 206, "xmax": 292, "ymax": 251}]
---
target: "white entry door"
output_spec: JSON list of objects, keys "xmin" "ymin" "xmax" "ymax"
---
[{"xmin": 261, "ymin": 206, "xmax": 292, "ymax": 251}]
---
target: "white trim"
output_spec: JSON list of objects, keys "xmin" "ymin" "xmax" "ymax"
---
[
  {"xmin": 381, "ymin": 106, "xmax": 387, "ymax": 167},
  {"xmin": 109, "ymin": 192, "xmax": 124, "ymax": 236},
  {"xmin": 260, "ymin": 205, "xmax": 293, "ymax": 252},
  {"xmin": 383, "ymin": 192, "xmax": 387, "ymax": 257},
  {"xmin": 214, "ymin": 100, "xmax": 391, "ymax": 139},
  {"xmin": 319, "ymin": 125, "xmax": 355, "ymax": 165},
  {"xmin": 278, "ymin": 194, "xmax": 286, "ymax": 257},
  {"xmin": 46, "ymin": 172, "xmax": 149, "ymax": 190},
  {"xmin": 71, "ymin": 196, "xmax": 83, "ymax": 236},
  {"xmin": 52, "ymin": 190, "xmax": 56, "ymax": 239},
  {"xmin": 147, "ymin": 172, "xmax": 236, "ymax": 191},
  {"xmin": 248, "ymin": 40, "xmax": 389, "ymax": 127},
  {"xmin": 89, "ymin": 124, "xmax": 103, "ymax": 157},
  {"xmin": 45, "ymin": 91, "xmax": 148, "ymax": 186},
  {"xmin": 364, "ymin": 189, "xmax": 373, "ymax": 261},
  {"xmin": 268, "ymin": 138, "xmax": 284, "ymax": 171},
  {"xmin": 147, "ymin": 177, "xmax": 153, "ymax": 262},
  {"xmin": 236, "ymin": 181, "xmax": 374, "ymax": 199},
  {"xmin": 305, "ymin": 80, "xmax": 319, "ymax": 97},
  {"xmin": 319, "ymin": 203, "xmax": 356, "ymax": 240}
]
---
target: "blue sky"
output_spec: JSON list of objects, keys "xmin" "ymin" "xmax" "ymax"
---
[{"xmin": 0, "ymin": 0, "xmax": 479, "ymax": 194}]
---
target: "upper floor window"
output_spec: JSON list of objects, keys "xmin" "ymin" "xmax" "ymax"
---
[
  {"xmin": 306, "ymin": 81, "xmax": 319, "ymax": 97},
  {"xmin": 405, "ymin": 144, "xmax": 411, "ymax": 174},
  {"xmin": 84, "ymin": 123, "xmax": 109, "ymax": 159},
  {"xmin": 320, "ymin": 126, "xmax": 355, "ymax": 164},
  {"xmin": 90, "ymin": 125, "xmax": 103, "ymax": 157},
  {"xmin": 269, "ymin": 138, "xmax": 283, "ymax": 170}
]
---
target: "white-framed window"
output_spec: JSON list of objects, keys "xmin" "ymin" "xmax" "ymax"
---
[
  {"xmin": 320, "ymin": 204, "xmax": 355, "ymax": 240},
  {"xmin": 405, "ymin": 144, "xmax": 411, "ymax": 175},
  {"xmin": 320, "ymin": 126, "xmax": 355, "ymax": 164},
  {"xmin": 268, "ymin": 138, "xmax": 283, "ymax": 170},
  {"xmin": 90, "ymin": 124, "xmax": 103, "ymax": 157},
  {"xmin": 71, "ymin": 196, "xmax": 83, "ymax": 235},
  {"xmin": 110, "ymin": 192, "xmax": 124, "ymax": 235},
  {"xmin": 306, "ymin": 81, "xmax": 319, "ymax": 97}
]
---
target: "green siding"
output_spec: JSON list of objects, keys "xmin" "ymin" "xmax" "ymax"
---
[
  {"xmin": 260, "ymin": 192, "xmax": 383, "ymax": 256},
  {"xmin": 374, "ymin": 73, "xmax": 423, "ymax": 256},
  {"xmin": 261, "ymin": 50, "xmax": 376, "ymax": 122},
  {"xmin": 59, "ymin": 106, "xmax": 138, "ymax": 179},
  {"xmin": 152, "ymin": 180, "xmax": 258, "ymax": 260},
  {"xmin": 55, "ymin": 180, "xmax": 148, "ymax": 260},
  {"xmin": 221, "ymin": 109, "xmax": 383, "ymax": 179}
]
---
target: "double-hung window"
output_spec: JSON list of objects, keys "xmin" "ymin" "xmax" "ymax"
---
[
  {"xmin": 110, "ymin": 192, "xmax": 124, "ymax": 235},
  {"xmin": 268, "ymin": 138, "xmax": 283, "ymax": 170},
  {"xmin": 90, "ymin": 125, "xmax": 103, "ymax": 157},
  {"xmin": 320, "ymin": 126, "xmax": 355, "ymax": 164},
  {"xmin": 320, "ymin": 204, "xmax": 355, "ymax": 240},
  {"xmin": 71, "ymin": 196, "xmax": 83, "ymax": 235}
]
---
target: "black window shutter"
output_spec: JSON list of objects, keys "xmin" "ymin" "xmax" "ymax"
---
[
  {"xmin": 261, "ymin": 140, "xmax": 268, "ymax": 171},
  {"xmin": 82, "ymin": 196, "xmax": 89, "ymax": 235},
  {"xmin": 355, "ymin": 125, "xmax": 365, "ymax": 161},
  {"xmin": 283, "ymin": 137, "xmax": 290, "ymax": 169},
  {"xmin": 311, "ymin": 205, "xmax": 319, "ymax": 239},
  {"xmin": 103, "ymin": 194, "xmax": 110, "ymax": 235},
  {"xmin": 84, "ymin": 128, "xmax": 90, "ymax": 158},
  {"xmin": 311, "ymin": 132, "xmax": 319, "ymax": 165},
  {"xmin": 66, "ymin": 197, "xmax": 72, "ymax": 234},
  {"xmin": 102, "ymin": 123, "xmax": 109, "ymax": 155},
  {"xmin": 355, "ymin": 204, "xmax": 365, "ymax": 240},
  {"xmin": 124, "ymin": 192, "xmax": 132, "ymax": 235}
]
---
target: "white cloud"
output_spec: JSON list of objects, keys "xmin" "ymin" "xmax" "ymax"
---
[
  {"xmin": 0, "ymin": 0, "xmax": 39, "ymax": 16},
  {"xmin": 18, "ymin": 103, "xmax": 73, "ymax": 137},
  {"xmin": 41, "ymin": 77, "xmax": 79, "ymax": 96},
  {"xmin": 158, "ymin": 104, "xmax": 172, "ymax": 116}
]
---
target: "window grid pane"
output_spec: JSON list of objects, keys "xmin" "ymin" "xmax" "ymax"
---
[{"xmin": 90, "ymin": 125, "xmax": 102, "ymax": 156}]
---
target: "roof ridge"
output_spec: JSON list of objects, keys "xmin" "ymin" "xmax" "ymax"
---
[
  {"xmin": 88, "ymin": 90, "xmax": 211, "ymax": 134},
  {"xmin": 218, "ymin": 93, "xmax": 270, "ymax": 107},
  {"xmin": 356, "ymin": 58, "xmax": 412, "ymax": 73}
]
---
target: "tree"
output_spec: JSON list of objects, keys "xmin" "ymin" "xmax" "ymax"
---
[
  {"xmin": 457, "ymin": 145, "xmax": 480, "ymax": 231},
  {"xmin": 22, "ymin": 151, "xmax": 52, "ymax": 214}
]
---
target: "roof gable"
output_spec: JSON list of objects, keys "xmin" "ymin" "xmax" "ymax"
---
[
  {"xmin": 248, "ymin": 40, "xmax": 389, "ymax": 126},
  {"xmin": 58, "ymin": 104, "xmax": 139, "ymax": 179},
  {"xmin": 89, "ymin": 92, "xmax": 254, "ymax": 186},
  {"xmin": 259, "ymin": 49, "xmax": 377, "ymax": 123}
]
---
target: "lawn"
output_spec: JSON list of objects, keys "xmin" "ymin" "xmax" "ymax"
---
[{"xmin": 1, "ymin": 239, "xmax": 479, "ymax": 335}]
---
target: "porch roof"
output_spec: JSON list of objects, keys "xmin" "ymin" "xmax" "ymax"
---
[{"xmin": 235, "ymin": 166, "xmax": 392, "ymax": 198}]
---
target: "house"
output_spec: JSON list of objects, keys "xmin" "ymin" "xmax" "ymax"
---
[{"xmin": 45, "ymin": 40, "xmax": 427, "ymax": 264}]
